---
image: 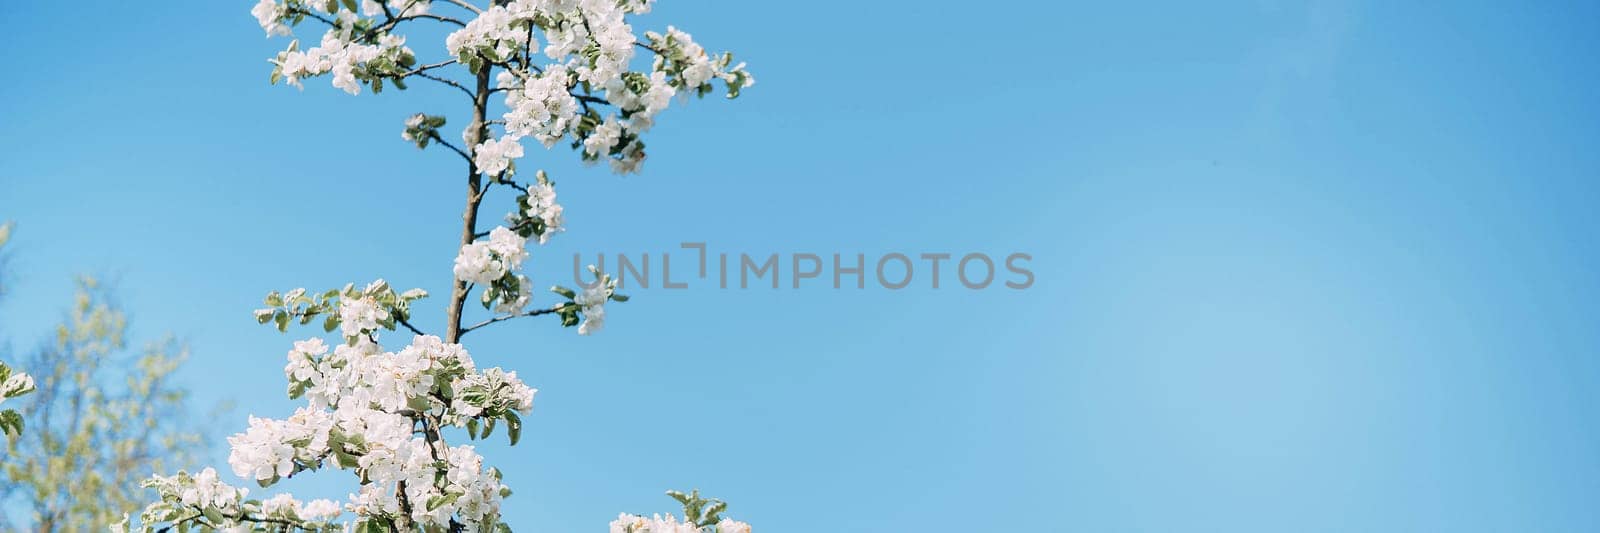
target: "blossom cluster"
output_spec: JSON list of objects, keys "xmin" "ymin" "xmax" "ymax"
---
[
  {"xmin": 520, "ymin": 171, "xmax": 565, "ymax": 244},
  {"xmin": 268, "ymin": 331, "xmax": 531, "ymax": 528},
  {"xmin": 127, "ymin": 467, "xmax": 342, "ymax": 531},
  {"xmin": 254, "ymin": 280, "xmax": 428, "ymax": 342},
  {"xmin": 130, "ymin": 328, "xmax": 534, "ymax": 531},
  {"xmin": 256, "ymin": 0, "xmax": 422, "ymax": 94},
  {"xmin": 572, "ymin": 272, "xmax": 616, "ymax": 335},
  {"xmin": 473, "ymin": 2, "xmax": 753, "ymax": 176},
  {"xmin": 454, "ymin": 226, "xmax": 530, "ymax": 286},
  {"xmin": 608, "ymin": 489, "xmax": 753, "ymax": 533},
  {"xmin": 609, "ymin": 513, "xmax": 751, "ymax": 533}
]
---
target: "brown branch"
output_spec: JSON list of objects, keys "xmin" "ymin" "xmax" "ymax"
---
[
  {"xmin": 440, "ymin": 0, "xmax": 483, "ymax": 14},
  {"xmin": 406, "ymin": 70, "xmax": 475, "ymax": 99},
  {"xmin": 459, "ymin": 305, "xmax": 563, "ymax": 337},
  {"xmin": 445, "ymin": 67, "xmax": 495, "ymax": 344},
  {"xmin": 395, "ymin": 314, "xmax": 428, "ymax": 337},
  {"xmin": 428, "ymin": 131, "xmax": 472, "ymax": 163}
]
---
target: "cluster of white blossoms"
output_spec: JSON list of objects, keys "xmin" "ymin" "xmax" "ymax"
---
[
  {"xmin": 473, "ymin": 136, "xmax": 525, "ymax": 176},
  {"xmin": 443, "ymin": 0, "xmax": 754, "ymax": 176},
  {"xmin": 574, "ymin": 276, "xmax": 615, "ymax": 335},
  {"xmin": 523, "ymin": 179, "xmax": 564, "ymax": 244},
  {"xmin": 337, "ymin": 288, "xmax": 391, "ymax": 338},
  {"xmin": 279, "ymin": 29, "xmax": 414, "ymax": 95},
  {"xmin": 134, "ymin": 332, "xmax": 535, "ymax": 530},
  {"xmin": 255, "ymin": 0, "xmax": 421, "ymax": 94},
  {"xmin": 454, "ymin": 226, "xmax": 530, "ymax": 286},
  {"xmin": 444, "ymin": 4, "xmax": 523, "ymax": 61},
  {"xmin": 129, "ymin": 467, "xmax": 343, "ymax": 532},
  {"xmin": 499, "ymin": 65, "xmax": 580, "ymax": 148},
  {"xmin": 609, "ymin": 514, "xmax": 751, "ymax": 533}
]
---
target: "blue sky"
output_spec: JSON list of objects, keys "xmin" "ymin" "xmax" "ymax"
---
[{"xmin": 4, "ymin": 1, "xmax": 1600, "ymax": 531}]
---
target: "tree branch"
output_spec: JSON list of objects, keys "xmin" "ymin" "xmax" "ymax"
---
[
  {"xmin": 445, "ymin": 67, "xmax": 495, "ymax": 343},
  {"xmin": 459, "ymin": 305, "xmax": 564, "ymax": 337},
  {"xmin": 400, "ymin": 13, "xmax": 467, "ymax": 27},
  {"xmin": 396, "ymin": 314, "xmax": 428, "ymax": 337},
  {"xmin": 402, "ymin": 59, "xmax": 458, "ymax": 76},
  {"xmin": 428, "ymin": 131, "xmax": 472, "ymax": 163},
  {"xmin": 406, "ymin": 71, "xmax": 475, "ymax": 99},
  {"xmin": 440, "ymin": 0, "xmax": 483, "ymax": 14}
]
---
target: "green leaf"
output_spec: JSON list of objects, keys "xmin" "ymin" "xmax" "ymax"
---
[
  {"xmin": 341, "ymin": 0, "xmax": 357, "ymax": 12},
  {"xmin": 550, "ymin": 285, "xmax": 576, "ymax": 299},
  {"xmin": 505, "ymin": 412, "xmax": 522, "ymax": 446},
  {"xmin": 426, "ymin": 492, "xmax": 460, "ymax": 511},
  {"xmin": 334, "ymin": 445, "xmax": 359, "ymax": 469},
  {"xmin": 0, "ymin": 410, "xmax": 22, "ymax": 438},
  {"xmin": 667, "ymin": 490, "xmax": 691, "ymax": 505}
]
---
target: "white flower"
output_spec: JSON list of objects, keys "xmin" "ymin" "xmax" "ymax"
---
[
  {"xmin": 2, "ymin": 372, "xmax": 34, "ymax": 398},
  {"xmin": 584, "ymin": 117, "xmax": 623, "ymax": 159},
  {"xmin": 348, "ymin": 483, "xmax": 402, "ymax": 518},
  {"xmin": 453, "ymin": 226, "xmax": 527, "ymax": 285},
  {"xmin": 180, "ymin": 467, "xmax": 246, "ymax": 510},
  {"xmin": 226, "ymin": 417, "xmax": 295, "ymax": 481},
  {"xmin": 226, "ymin": 407, "xmax": 332, "ymax": 482},
  {"xmin": 302, "ymin": 498, "xmax": 342, "ymax": 521},
  {"xmin": 261, "ymin": 493, "xmax": 301, "ymax": 516},
  {"xmin": 609, "ymin": 513, "xmax": 699, "ymax": 533},
  {"xmin": 610, "ymin": 141, "xmax": 647, "ymax": 175},
  {"xmin": 338, "ymin": 295, "xmax": 388, "ymax": 338},
  {"xmin": 454, "ymin": 241, "xmax": 504, "ymax": 284},
  {"xmin": 446, "ymin": 5, "xmax": 523, "ymax": 59},
  {"xmin": 284, "ymin": 337, "xmax": 329, "ymax": 383},
  {"xmin": 718, "ymin": 519, "xmax": 752, "ymax": 533},
  {"xmin": 604, "ymin": 70, "xmax": 674, "ymax": 132},
  {"xmin": 502, "ymin": 65, "xmax": 580, "ymax": 147},
  {"xmin": 525, "ymin": 181, "xmax": 565, "ymax": 244},
  {"xmin": 474, "ymin": 136, "xmax": 524, "ymax": 176},
  {"xmin": 251, "ymin": 0, "xmax": 291, "ymax": 36},
  {"xmin": 574, "ymin": 281, "xmax": 613, "ymax": 335},
  {"xmin": 487, "ymin": 226, "xmax": 528, "ymax": 263}
]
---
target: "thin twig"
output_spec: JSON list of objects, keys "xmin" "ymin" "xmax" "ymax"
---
[
  {"xmin": 409, "ymin": 71, "xmax": 475, "ymax": 99},
  {"xmin": 396, "ymin": 315, "xmax": 428, "ymax": 337},
  {"xmin": 401, "ymin": 59, "xmax": 459, "ymax": 76},
  {"xmin": 402, "ymin": 13, "xmax": 466, "ymax": 27},
  {"xmin": 441, "ymin": 0, "xmax": 483, "ymax": 14},
  {"xmin": 460, "ymin": 306, "xmax": 563, "ymax": 336},
  {"xmin": 429, "ymin": 131, "xmax": 473, "ymax": 163}
]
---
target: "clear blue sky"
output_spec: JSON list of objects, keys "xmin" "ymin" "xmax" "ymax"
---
[{"xmin": 4, "ymin": 1, "xmax": 1600, "ymax": 531}]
